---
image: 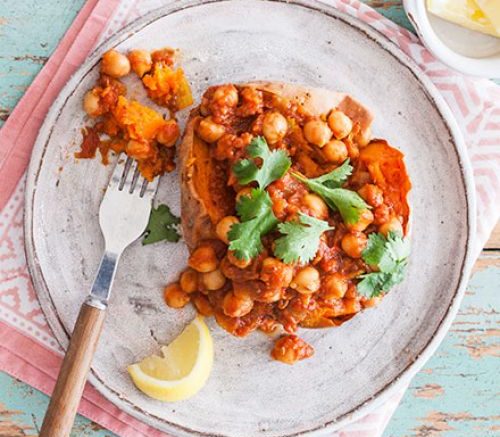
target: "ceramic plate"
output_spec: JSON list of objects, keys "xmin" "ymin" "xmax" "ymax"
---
[{"xmin": 25, "ymin": 1, "xmax": 476, "ymax": 436}]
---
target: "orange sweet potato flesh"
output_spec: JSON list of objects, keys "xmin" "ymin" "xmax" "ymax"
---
[
  {"xmin": 358, "ymin": 140, "xmax": 411, "ymax": 233},
  {"xmin": 180, "ymin": 116, "xmax": 236, "ymax": 248},
  {"xmin": 112, "ymin": 96, "xmax": 166, "ymax": 141}
]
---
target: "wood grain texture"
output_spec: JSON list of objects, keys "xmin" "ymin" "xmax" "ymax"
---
[
  {"xmin": 484, "ymin": 221, "xmax": 500, "ymax": 249},
  {"xmin": 40, "ymin": 303, "xmax": 106, "ymax": 437},
  {"xmin": 0, "ymin": 1, "xmax": 498, "ymax": 437}
]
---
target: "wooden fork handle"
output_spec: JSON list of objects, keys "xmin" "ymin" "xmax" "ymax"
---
[{"xmin": 40, "ymin": 302, "xmax": 106, "ymax": 437}]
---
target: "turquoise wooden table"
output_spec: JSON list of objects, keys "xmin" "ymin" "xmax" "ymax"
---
[{"xmin": 0, "ymin": 1, "xmax": 499, "ymax": 436}]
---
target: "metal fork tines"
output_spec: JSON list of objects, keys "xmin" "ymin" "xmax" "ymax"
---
[
  {"xmin": 89, "ymin": 155, "xmax": 160, "ymax": 308},
  {"xmin": 109, "ymin": 156, "xmax": 158, "ymax": 198}
]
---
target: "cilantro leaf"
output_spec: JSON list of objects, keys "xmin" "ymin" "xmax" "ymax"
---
[
  {"xmin": 143, "ymin": 204, "xmax": 181, "ymax": 245},
  {"xmin": 232, "ymin": 136, "xmax": 291, "ymax": 189},
  {"xmin": 357, "ymin": 231, "xmax": 410, "ymax": 297},
  {"xmin": 228, "ymin": 188, "xmax": 279, "ymax": 260},
  {"xmin": 386, "ymin": 231, "xmax": 410, "ymax": 261},
  {"xmin": 274, "ymin": 213, "xmax": 333, "ymax": 264},
  {"xmin": 362, "ymin": 232, "xmax": 396, "ymax": 271},
  {"xmin": 309, "ymin": 159, "xmax": 353, "ymax": 188},
  {"xmin": 357, "ymin": 262, "xmax": 407, "ymax": 297},
  {"xmin": 292, "ymin": 166, "xmax": 368, "ymax": 224}
]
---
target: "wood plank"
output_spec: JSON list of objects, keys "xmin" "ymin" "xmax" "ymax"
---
[
  {"xmin": 473, "ymin": 251, "xmax": 500, "ymax": 273},
  {"xmin": 484, "ymin": 221, "xmax": 500, "ymax": 250}
]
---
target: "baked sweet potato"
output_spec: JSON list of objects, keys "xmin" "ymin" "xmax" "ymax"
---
[
  {"xmin": 179, "ymin": 81, "xmax": 377, "ymax": 248},
  {"xmin": 172, "ymin": 81, "xmax": 412, "ymax": 363}
]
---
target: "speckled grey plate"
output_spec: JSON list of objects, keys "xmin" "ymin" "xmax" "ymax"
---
[{"xmin": 24, "ymin": 1, "xmax": 476, "ymax": 436}]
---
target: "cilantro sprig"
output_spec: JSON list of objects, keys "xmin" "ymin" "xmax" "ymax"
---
[
  {"xmin": 306, "ymin": 159, "xmax": 353, "ymax": 188},
  {"xmin": 274, "ymin": 213, "xmax": 333, "ymax": 264},
  {"xmin": 357, "ymin": 231, "xmax": 410, "ymax": 298},
  {"xmin": 227, "ymin": 188, "xmax": 279, "ymax": 260},
  {"xmin": 232, "ymin": 136, "xmax": 291, "ymax": 189},
  {"xmin": 291, "ymin": 160, "xmax": 369, "ymax": 224},
  {"xmin": 143, "ymin": 204, "xmax": 181, "ymax": 245}
]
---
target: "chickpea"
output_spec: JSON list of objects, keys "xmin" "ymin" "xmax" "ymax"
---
[
  {"xmin": 127, "ymin": 49, "xmax": 152, "ymax": 77},
  {"xmin": 233, "ymin": 282, "xmax": 257, "ymax": 300},
  {"xmin": 213, "ymin": 84, "xmax": 239, "ymax": 107},
  {"xmin": 327, "ymin": 110, "xmax": 353, "ymax": 140},
  {"xmin": 227, "ymin": 250, "xmax": 252, "ymax": 269},
  {"xmin": 223, "ymin": 291, "xmax": 254, "ymax": 318},
  {"xmin": 346, "ymin": 209, "xmax": 374, "ymax": 232},
  {"xmin": 341, "ymin": 232, "xmax": 368, "ymax": 258},
  {"xmin": 355, "ymin": 126, "xmax": 372, "ymax": 147},
  {"xmin": 322, "ymin": 140, "xmax": 348, "ymax": 163},
  {"xmin": 179, "ymin": 269, "xmax": 198, "ymax": 293},
  {"xmin": 236, "ymin": 187, "xmax": 253, "ymax": 202},
  {"xmin": 260, "ymin": 257, "xmax": 293, "ymax": 288},
  {"xmin": 196, "ymin": 116, "xmax": 226, "ymax": 143},
  {"xmin": 358, "ymin": 184, "xmax": 384, "ymax": 207},
  {"xmin": 302, "ymin": 193, "xmax": 329, "ymax": 220},
  {"xmin": 156, "ymin": 120, "xmax": 179, "ymax": 147},
  {"xmin": 271, "ymin": 335, "xmax": 314, "ymax": 364},
  {"xmin": 188, "ymin": 245, "xmax": 218, "ymax": 273},
  {"xmin": 262, "ymin": 112, "xmax": 288, "ymax": 144},
  {"xmin": 126, "ymin": 140, "xmax": 151, "ymax": 160},
  {"xmin": 201, "ymin": 269, "xmax": 226, "ymax": 291},
  {"xmin": 256, "ymin": 286, "xmax": 282, "ymax": 303},
  {"xmin": 379, "ymin": 216, "xmax": 403, "ymax": 236},
  {"xmin": 101, "ymin": 49, "xmax": 131, "ymax": 78},
  {"xmin": 303, "ymin": 119, "xmax": 332, "ymax": 148},
  {"xmin": 322, "ymin": 273, "xmax": 348, "ymax": 299},
  {"xmin": 290, "ymin": 266, "xmax": 321, "ymax": 294},
  {"xmin": 192, "ymin": 294, "xmax": 214, "ymax": 316},
  {"xmin": 164, "ymin": 283, "xmax": 190, "ymax": 308},
  {"xmin": 83, "ymin": 90, "xmax": 101, "ymax": 117},
  {"xmin": 373, "ymin": 204, "xmax": 390, "ymax": 226},
  {"xmin": 215, "ymin": 216, "xmax": 239, "ymax": 244}
]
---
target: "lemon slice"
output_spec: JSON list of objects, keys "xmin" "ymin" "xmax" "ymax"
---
[
  {"xmin": 128, "ymin": 316, "xmax": 213, "ymax": 401},
  {"xmin": 427, "ymin": 0, "xmax": 500, "ymax": 38}
]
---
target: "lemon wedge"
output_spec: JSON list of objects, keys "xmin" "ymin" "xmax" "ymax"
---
[
  {"xmin": 427, "ymin": 0, "xmax": 500, "ymax": 38},
  {"xmin": 128, "ymin": 316, "xmax": 213, "ymax": 401}
]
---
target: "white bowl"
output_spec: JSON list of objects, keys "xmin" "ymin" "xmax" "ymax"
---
[{"xmin": 403, "ymin": 0, "xmax": 500, "ymax": 78}]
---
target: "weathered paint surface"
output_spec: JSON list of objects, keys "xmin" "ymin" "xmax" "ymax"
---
[
  {"xmin": 0, "ymin": 0, "xmax": 86, "ymax": 125},
  {"xmin": 0, "ymin": 1, "xmax": 498, "ymax": 436},
  {"xmin": 385, "ymin": 265, "xmax": 500, "ymax": 437},
  {"xmin": 0, "ymin": 373, "xmax": 112, "ymax": 437}
]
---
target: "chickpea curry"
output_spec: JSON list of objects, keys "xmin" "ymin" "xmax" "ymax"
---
[
  {"xmin": 166, "ymin": 82, "xmax": 412, "ymax": 365},
  {"xmin": 77, "ymin": 47, "xmax": 192, "ymax": 180}
]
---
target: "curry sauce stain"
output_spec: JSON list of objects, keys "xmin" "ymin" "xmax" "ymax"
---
[{"xmin": 414, "ymin": 384, "xmax": 444, "ymax": 399}]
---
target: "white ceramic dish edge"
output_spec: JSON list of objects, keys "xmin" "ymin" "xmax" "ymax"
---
[
  {"xmin": 403, "ymin": 0, "xmax": 500, "ymax": 78},
  {"xmin": 24, "ymin": 0, "xmax": 477, "ymax": 435}
]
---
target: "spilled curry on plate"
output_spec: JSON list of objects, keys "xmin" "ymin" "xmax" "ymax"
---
[{"xmin": 78, "ymin": 49, "xmax": 411, "ymax": 365}]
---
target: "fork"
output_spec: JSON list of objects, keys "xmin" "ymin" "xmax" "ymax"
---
[{"xmin": 40, "ymin": 155, "xmax": 159, "ymax": 437}]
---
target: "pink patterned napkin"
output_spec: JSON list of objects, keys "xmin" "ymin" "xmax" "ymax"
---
[{"xmin": 0, "ymin": 1, "xmax": 499, "ymax": 436}]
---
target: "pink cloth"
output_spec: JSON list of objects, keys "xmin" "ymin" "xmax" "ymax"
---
[{"xmin": 0, "ymin": 1, "xmax": 499, "ymax": 436}]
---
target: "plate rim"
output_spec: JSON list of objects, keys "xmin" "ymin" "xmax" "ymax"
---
[{"xmin": 24, "ymin": 0, "xmax": 477, "ymax": 435}]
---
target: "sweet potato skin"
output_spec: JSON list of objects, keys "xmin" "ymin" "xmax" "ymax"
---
[{"xmin": 179, "ymin": 81, "xmax": 375, "ymax": 249}]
